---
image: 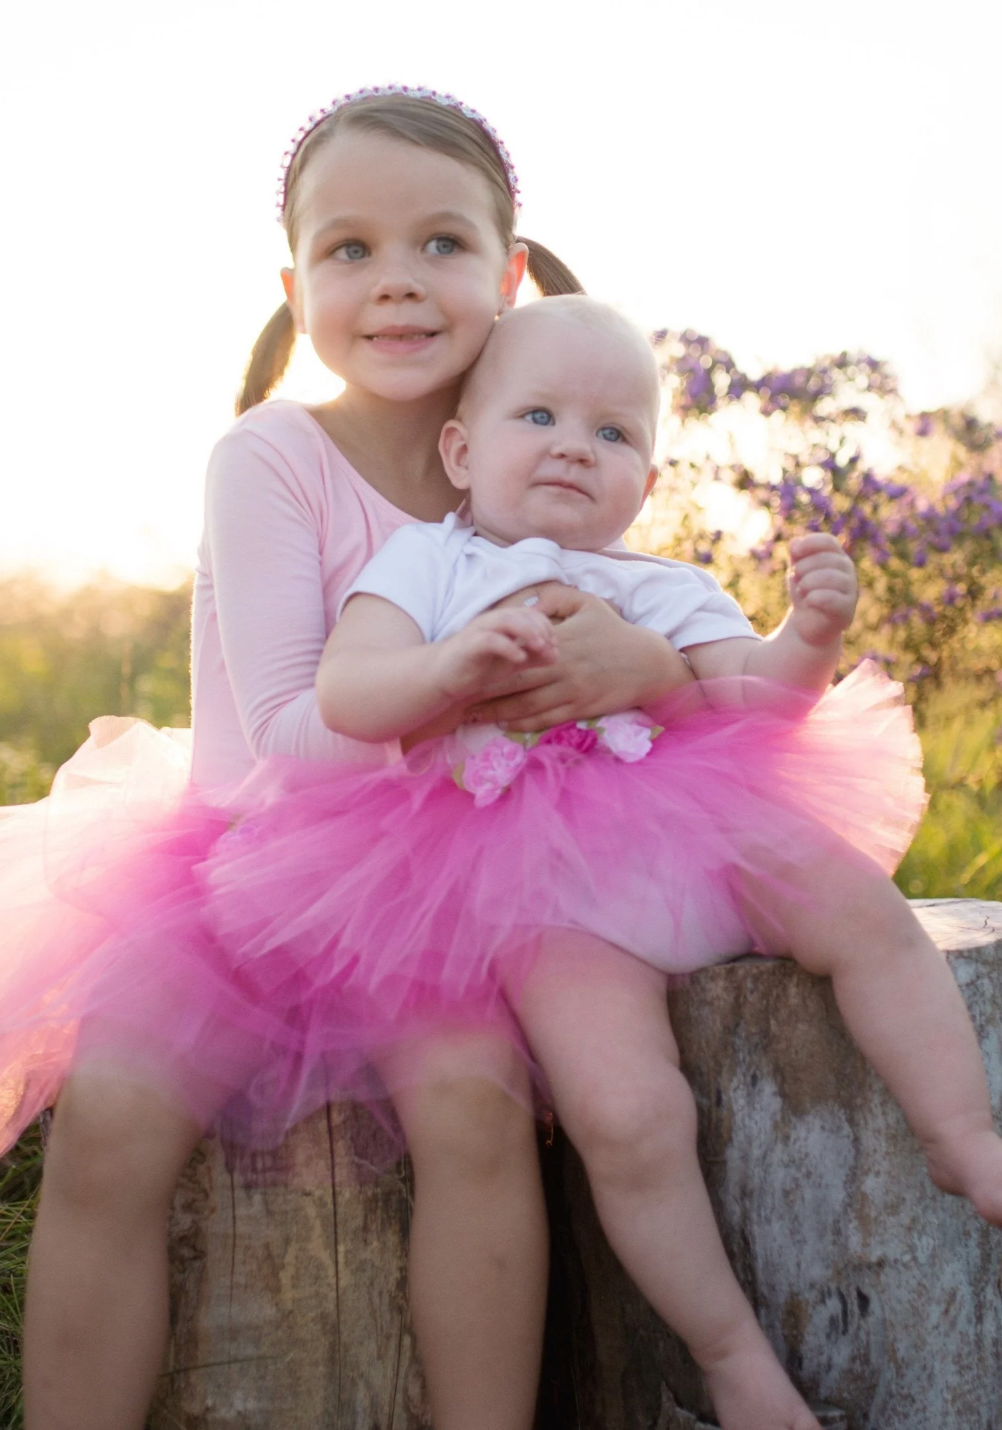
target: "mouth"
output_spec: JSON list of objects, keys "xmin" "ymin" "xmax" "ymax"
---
[
  {"xmin": 364, "ymin": 326, "xmax": 441, "ymax": 349},
  {"xmin": 536, "ymin": 479, "xmax": 591, "ymax": 499}
]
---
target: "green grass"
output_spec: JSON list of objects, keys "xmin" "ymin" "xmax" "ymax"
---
[
  {"xmin": 897, "ymin": 684, "xmax": 1002, "ymax": 902},
  {"xmin": 0, "ymin": 1124, "xmax": 42, "ymax": 1430}
]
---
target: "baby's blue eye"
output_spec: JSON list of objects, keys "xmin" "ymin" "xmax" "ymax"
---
[
  {"xmin": 524, "ymin": 409, "xmax": 554, "ymax": 426},
  {"xmin": 426, "ymin": 235, "xmax": 460, "ymax": 255},
  {"xmin": 334, "ymin": 240, "xmax": 368, "ymax": 262},
  {"xmin": 598, "ymin": 425, "xmax": 625, "ymax": 443}
]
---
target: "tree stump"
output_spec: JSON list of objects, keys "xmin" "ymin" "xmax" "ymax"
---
[
  {"xmin": 150, "ymin": 1102, "xmax": 428, "ymax": 1430},
  {"xmin": 548, "ymin": 898, "xmax": 1002, "ymax": 1430},
  {"xmin": 152, "ymin": 899, "xmax": 1002, "ymax": 1430}
]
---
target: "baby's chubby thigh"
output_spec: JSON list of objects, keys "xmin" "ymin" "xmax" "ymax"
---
[
  {"xmin": 730, "ymin": 826, "xmax": 921, "ymax": 973},
  {"xmin": 515, "ymin": 932, "xmax": 697, "ymax": 1181}
]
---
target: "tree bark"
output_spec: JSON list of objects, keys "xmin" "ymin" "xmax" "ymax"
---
[
  {"xmin": 547, "ymin": 898, "xmax": 1002, "ymax": 1430},
  {"xmin": 152, "ymin": 898, "xmax": 1002, "ymax": 1430},
  {"xmin": 150, "ymin": 1102, "xmax": 428, "ymax": 1430}
]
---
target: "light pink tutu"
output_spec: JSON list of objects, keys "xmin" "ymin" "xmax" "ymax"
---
[
  {"xmin": 0, "ymin": 663, "xmax": 926, "ymax": 1156},
  {"xmin": 0, "ymin": 718, "xmax": 327, "ymax": 1154}
]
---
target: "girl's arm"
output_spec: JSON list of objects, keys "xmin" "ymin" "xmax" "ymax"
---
[
  {"xmin": 683, "ymin": 534, "xmax": 857, "ymax": 690},
  {"xmin": 317, "ymin": 595, "xmax": 557, "ymax": 742},
  {"xmin": 204, "ymin": 421, "xmax": 398, "ymax": 765}
]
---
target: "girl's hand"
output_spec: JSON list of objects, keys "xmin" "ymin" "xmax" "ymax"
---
[
  {"xmin": 788, "ymin": 534, "xmax": 857, "ymax": 647},
  {"xmin": 435, "ymin": 606, "xmax": 557, "ymax": 702},
  {"xmin": 466, "ymin": 583, "xmax": 694, "ymax": 732}
]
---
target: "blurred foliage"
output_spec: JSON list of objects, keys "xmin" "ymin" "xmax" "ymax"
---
[
  {"xmin": 643, "ymin": 331, "xmax": 1002, "ymax": 708},
  {"xmin": 0, "ymin": 577, "xmax": 191, "ymax": 802},
  {"xmin": 897, "ymin": 685, "xmax": 1002, "ymax": 902}
]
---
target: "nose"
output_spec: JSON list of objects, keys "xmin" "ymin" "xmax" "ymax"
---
[
  {"xmin": 370, "ymin": 249, "xmax": 426, "ymax": 304},
  {"xmin": 550, "ymin": 428, "xmax": 595, "ymax": 465}
]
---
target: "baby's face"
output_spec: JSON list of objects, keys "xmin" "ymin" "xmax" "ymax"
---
[{"xmin": 441, "ymin": 309, "xmax": 659, "ymax": 551}]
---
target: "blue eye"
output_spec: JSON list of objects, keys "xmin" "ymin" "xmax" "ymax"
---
[
  {"xmin": 524, "ymin": 409, "xmax": 554, "ymax": 426},
  {"xmin": 426, "ymin": 235, "xmax": 460, "ymax": 255},
  {"xmin": 598, "ymin": 425, "xmax": 624, "ymax": 443},
  {"xmin": 334, "ymin": 240, "xmax": 368, "ymax": 261}
]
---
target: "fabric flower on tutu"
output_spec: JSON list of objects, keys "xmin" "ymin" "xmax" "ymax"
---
[
  {"xmin": 595, "ymin": 711, "xmax": 660, "ymax": 763},
  {"xmin": 458, "ymin": 736, "xmax": 529, "ymax": 807},
  {"xmin": 537, "ymin": 721, "xmax": 599, "ymax": 753}
]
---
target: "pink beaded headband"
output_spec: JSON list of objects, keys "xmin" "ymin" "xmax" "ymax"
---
[{"xmin": 276, "ymin": 84, "xmax": 521, "ymax": 223}]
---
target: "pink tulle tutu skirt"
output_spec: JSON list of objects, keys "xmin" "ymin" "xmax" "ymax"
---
[{"xmin": 0, "ymin": 663, "xmax": 927, "ymax": 1155}]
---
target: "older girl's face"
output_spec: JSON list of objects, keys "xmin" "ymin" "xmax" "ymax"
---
[{"xmin": 282, "ymin": 131, "xmax": 525, "ymax": 404}]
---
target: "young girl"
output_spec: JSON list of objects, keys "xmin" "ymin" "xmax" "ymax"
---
[
  {"xmin": 3, "ymin": 89, "xmax": 697, "ymax": 1430},
  {"xmin": 204, "ymin": 294, "xmax": 1002, "ymax": 1430}
]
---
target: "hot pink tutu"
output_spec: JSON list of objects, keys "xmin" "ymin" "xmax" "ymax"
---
[
  {"xmin": 199, "ymin": 661, "xmax": 927, "ymax": 1119},
  {"xmin": 0, "ymin": 664, "xmax": 926, "ymax": 1156}
]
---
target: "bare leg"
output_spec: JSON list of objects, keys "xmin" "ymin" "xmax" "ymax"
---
[
  {"xmin": 23, "ymin": 1063, "xmax": 206, "ymax": 1430},
  {"xmin": 740, "ymin": 850, "xmax": 1002, "ymax": 1222},
  {"xmin": 385, "ymin": 1030, "xmax": 548, "ymax": 1430},
  {"xmin": 517, "ymin": 934, "xmax": 820, "ymax": 1430}
]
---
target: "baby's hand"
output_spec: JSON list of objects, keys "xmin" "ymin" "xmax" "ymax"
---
[
  {"xmin": 436, "ymin": 607, "xmax": 558, "ymax": 700},
  {"xmin": 788, "ymin": 534, "xmax": 857, "ymax": 646}
]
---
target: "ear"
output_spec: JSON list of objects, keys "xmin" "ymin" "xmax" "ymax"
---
[
  {"xmin": 643, "ymin": 463, "xmax": 659, "ymax": 502},
  {"xmin": 281, "ymin": 268, "xmax": 307, "ymax": 334},
  {"xmin": 440, "ymin": 418, "xmax": 473, "ymax": 492},
  {"xmin": 498, "ymin": 242, "xmax": 529, "ymax": 312}
]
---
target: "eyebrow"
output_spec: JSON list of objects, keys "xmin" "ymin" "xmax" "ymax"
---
[{"xmin": 311, "ymin": 209, "xmax": 481, "ymax": 242}]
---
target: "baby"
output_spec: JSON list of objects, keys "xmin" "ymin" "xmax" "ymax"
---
[{"xmin": 217, "ymin": 298, "xmax": 1002, "ymax": 1430}]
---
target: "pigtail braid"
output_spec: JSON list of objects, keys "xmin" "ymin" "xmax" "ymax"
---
[
  {"xmin": 518, "ymin": 237, "xmax": 585, "ymax": 297},
  {"xmin": 236, "ymin": 303, "xmax": 297, "ymax": 415}
]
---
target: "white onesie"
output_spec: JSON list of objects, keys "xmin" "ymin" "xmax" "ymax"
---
[{"xmin": 340, "ymin": 511, "xmax": 758, "ymax": 650}]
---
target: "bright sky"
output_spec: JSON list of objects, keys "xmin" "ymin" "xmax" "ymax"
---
[{"xmin": 1, "ymin": 0, "xmax": 1000, "ymax": 586}]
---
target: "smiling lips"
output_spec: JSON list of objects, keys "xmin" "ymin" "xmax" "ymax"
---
[{"xmin": 365, "ymin": 325, "xmax": 440, "ymax": 352}]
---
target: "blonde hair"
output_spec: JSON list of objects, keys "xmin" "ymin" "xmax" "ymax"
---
[{"xmin": 237, "ymin": 94, "xmax": 584, "ymax": 415}]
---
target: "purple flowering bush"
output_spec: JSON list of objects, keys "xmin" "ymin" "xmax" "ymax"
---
[
  {"xmin": 647, "ymin": 330, "xmax": 1002, "ymax": 704},
  {"xmin": 640, "ymin": 331, "xmax": 1002, "ymax": 901}
]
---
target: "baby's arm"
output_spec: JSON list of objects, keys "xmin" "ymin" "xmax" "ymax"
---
[
  {"xmin": 316, "ymin": 595, "xmax": 557, "ymax": 742},
  {"xmin": 684, "ymin": 534, "xmax": 857, "ymax": 691}
]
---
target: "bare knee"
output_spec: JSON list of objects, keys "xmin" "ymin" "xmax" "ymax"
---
[
  {"xmin": 43, "ymin": 1067, "xmax": 201, "ymax": 1222},
  {"xmin": 563, "ymin": 1063, "xmax": 698, "ymax": 1190},
  {"xmin": 394, "ymin": 1035, "xmax": 535, "ymax": 1183}
]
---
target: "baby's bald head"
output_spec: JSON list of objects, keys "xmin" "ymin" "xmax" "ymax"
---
[
  {"xmin": 459, "ymin": 296, "xmax": 660, "ymax": 442},
  {"xmin": 441, "ymin": 295, "xmax": 661, "ymax": 550}
]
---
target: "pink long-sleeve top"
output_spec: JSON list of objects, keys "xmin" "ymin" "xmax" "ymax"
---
[{"xmin": 190, "ymin": 401, "xmax": 411, "ymax": 787}]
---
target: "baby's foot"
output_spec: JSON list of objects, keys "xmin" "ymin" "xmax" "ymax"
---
[
  {"xmin": 701, "ymin": 1328, "xmax": 821, "ymax": 1430},
  {"xmin": 925, "ymin": 1127, "xmax": 1002, "ymax": 1225}
]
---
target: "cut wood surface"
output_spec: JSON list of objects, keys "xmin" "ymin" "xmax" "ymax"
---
[{"xmin": 152, "ymin": 899, "xmax": 1002, "ymax": 1430}]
